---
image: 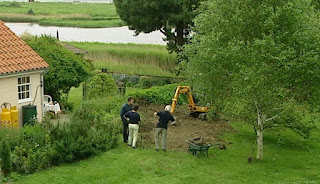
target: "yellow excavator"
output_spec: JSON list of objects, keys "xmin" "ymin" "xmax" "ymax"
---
[{"xmin": 170, "ymin": 85, "xmax": 209, "ymax": 118}]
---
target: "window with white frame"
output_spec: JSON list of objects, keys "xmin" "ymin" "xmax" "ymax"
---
[{"xmin": 18, "ymin": 76, "xmax": 31, "ymax": 101}]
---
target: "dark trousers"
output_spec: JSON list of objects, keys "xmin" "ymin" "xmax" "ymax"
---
[{"xmin": 121, "ymin": 117, "xmax": 129, "ymax": 142}]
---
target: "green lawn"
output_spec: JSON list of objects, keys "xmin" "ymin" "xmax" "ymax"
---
[
  {"xmin": 67, "ymin": 86, "xmax": 140, "ymax": 109},
  {"xmin": 68, "ymin": 85, "xmax": 83, "ymax": 108},
  {"xmin": 67, "ymin": 42, "xmax": 178, "ymax": 77},
  {"xmin": 14, "ymin": 123, "xmax": 320, "ymax": 184},
  {"xmin": 9, "ymin": 86, "xmax": 320, "ymax": 183},
  {"xmin": 0, "ymin": 2, "xmax": 125, "ymax": 28}
]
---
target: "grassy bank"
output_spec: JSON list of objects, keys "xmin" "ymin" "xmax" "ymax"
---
[
  {"xmin": 68, "ymin": 42, "xmax": 178, "ymax": 77},
  {"xmin": 13, "ymin": 122, "xmax": 320, "ymax": 184},
  {"xmin": 0, "ymin": 2, "xmax": 125, "ymax": 28}
]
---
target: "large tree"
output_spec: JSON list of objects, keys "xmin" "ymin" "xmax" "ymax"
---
[
  {"xmin": 183, "ymin": 0, "xmax": 320, "ymax": 160},
  {"xmin": 114, "ymin": 0, "xmax": 202, "ymax": 52}
]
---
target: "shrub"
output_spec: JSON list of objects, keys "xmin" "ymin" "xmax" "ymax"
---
[
  {"xmin": 8, "ymin": 2, "xmax": 21, "ymax": 7},
  {"xmin": 11, "ymin": 98, "xmax": 121, "ymax": 175},
  {"xmin": 0, "ymin": 139, "xmax": 13, "ymax": 178},
  {"xmin": 53, "ymin": 99, "xmax": 121, "ymax": 161},
  {"xmin": 21, "ymin": 125, "xmax": 47, "ymax": 150},
  {"xmin": 135, "ymin": 76, "xmax": 171, "ymax": 89},
  {"xmin": 112, "ymin": 74, "xmax": 141, "ymax": 87},
  {"xmin": 59, "ymin": 94, "xmax": 74, "ymax": 112},
  {"xmin": 44, "ymin": 98, "xmax": 121, "ymax": 164},
  {"xmin": 27, "ymin": 9, "xmax": 34, "ymax": 15},
  {"xmin": 87, "ymin": 73, "xmax": 118, "ymax": 99},
  {"xmin": 12, "ymin": 135, "xmax": 56, "ymax": 174},
  {"xmin": 11, "ymin": 124, "xmax": 56, "ymax": 174},
  {"xmin": 124, "ymin": 75, "xmax": 141, "ymax": 87},
  {"xmin": 112, "ymin": 73, "xmax": 128, "ymax": 83},
  {"xmin": 127, "ymin": 75, "xmax": 140, "ymax": 85},
  {"xmin": 127, "ymin": 84, "xmax": 188, "ymax": 105},
  {"xmin": 0, "ymin": 127, "xmax": 22, "ymax": 150}
]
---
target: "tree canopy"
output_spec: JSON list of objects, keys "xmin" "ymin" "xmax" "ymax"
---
[
  {"xmin": 23, "ymin": 35, "xmax": 92, "ymax": 101},
  {"xmin": 183, "ymin": 0, "xmax": 320, "ymax": 159},
  {"xmin": 114, "ymin": 0, "xmax": 202, "ymax": 52}
]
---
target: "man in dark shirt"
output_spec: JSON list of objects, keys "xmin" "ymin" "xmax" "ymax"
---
[
  {"xmin": 153, "ymin": 105, "xmax": 176, "ymax": 152},
  {"xmin": 120, "ymin": 97, "xmax": 134, "ymax": 143},
  {"xmin": 124, "ymin": 104, "xmax": 141, "ymax": 149}
]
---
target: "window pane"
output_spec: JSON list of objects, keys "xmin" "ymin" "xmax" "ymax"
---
[
  {"xmin": 18, "ymin": 86, "xmax": 22, "ymax": 92},
  {"xmin": 22, "ymin": 93, "xmax": 25, "ymax": 99},
  {"xmin": 26, "ymin": 92, "xmax": 30, "ymax": 98},
  {"xmin": 22, "ymin": 77, "xmax": 25, "ymax": 84},
  {"xmin": 22, "ymin": 85, "xmax": 26, "ymax": 92},
  {"xmin": 26, "ymin": 85, "xmax": 30, "ymax": 91},
  {"xmin": 26, "ymin": 76, "xmax": 30, "ymax": 83},
  {"xmin": 18, "ymin": 93, "xmax": 22, "ymax": 100},
  {"xmin": 18, "ymin": 78, "xmax": 21, "ymax": 84}
]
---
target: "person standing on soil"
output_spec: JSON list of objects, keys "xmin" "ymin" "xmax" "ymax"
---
[
  {"xmin": 124, "ymin": 104, "xmax": 141, "ymax": 149},
  {"xmin": 120, "ymin": 97, "xmax": 134, "ymax": 143},
  {"xmin": 154, "ymin": 105, "xmax": 176, "ymax": 152}
]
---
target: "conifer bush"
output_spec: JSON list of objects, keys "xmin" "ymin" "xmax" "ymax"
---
[{"xmin": 0, "ymin": 139, "xmax": 12, "ymax": 178}]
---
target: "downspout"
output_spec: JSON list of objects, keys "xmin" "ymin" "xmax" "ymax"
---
[{"xmin": 40, "ymin": 71, "xmax": 45, "ymax": 118}]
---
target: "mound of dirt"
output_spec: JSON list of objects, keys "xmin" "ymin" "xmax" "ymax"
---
[
  {"xmin": 188, "ymin": 137, "xmax": 207, "ymax": 145},
  {"xmin": 137, "ymin": 104, "xmax": 234, "ymax": 151}
]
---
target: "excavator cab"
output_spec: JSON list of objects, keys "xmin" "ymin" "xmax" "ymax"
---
[{"xmin": 170, "ymin": 85, "xmax": 209, "ymax": 119}]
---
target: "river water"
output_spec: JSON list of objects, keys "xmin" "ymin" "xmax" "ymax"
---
[{"xmin": 5, "ymin": 23, "xmax": 166, "ymax": 45}]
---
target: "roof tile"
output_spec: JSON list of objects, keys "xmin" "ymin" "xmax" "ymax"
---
[{"xmin": 0, "ymin": 20, "xmax": 49, "ymax": 75}]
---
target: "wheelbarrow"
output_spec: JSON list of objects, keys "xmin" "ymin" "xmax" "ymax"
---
[{"xmin": 186, "ymin": 140, "xmax": 213, "ymax": 157}]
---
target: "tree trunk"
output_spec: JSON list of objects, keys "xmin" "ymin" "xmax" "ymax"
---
[
  {"xmin": 176, "ymin": 23, "xmax": 184, "ymax": 46},
  {"xmin": 256, "ymin": 111, "xmax": 264, "ymax": 160}
]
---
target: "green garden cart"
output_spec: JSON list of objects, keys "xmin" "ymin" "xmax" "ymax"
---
[{"xmin": 186, "ymin": 140, "xmax": 213, "ymax": 157}]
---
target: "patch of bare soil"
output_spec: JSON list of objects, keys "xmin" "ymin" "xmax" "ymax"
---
[
  {"xmin": 137, "ymin": 104, "xmax": 234, "ymax": 151},
  {"xmin": 49, "ymin": 113, "xmax": 71, "ymax": 124}
]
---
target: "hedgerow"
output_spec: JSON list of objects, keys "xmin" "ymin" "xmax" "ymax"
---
[{"xmin": 127, "ymin": 84, "xmax": 188, "ymax": 105}]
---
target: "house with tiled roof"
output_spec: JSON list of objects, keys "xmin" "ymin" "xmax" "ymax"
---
[{"xmin": 0, "ymin": 20, "xmax": 49, "ymax": 126}]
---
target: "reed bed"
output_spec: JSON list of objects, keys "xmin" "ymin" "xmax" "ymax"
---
[{"xmin": 68, "ymin": 42, "xmax": 178, "ymax": 77}]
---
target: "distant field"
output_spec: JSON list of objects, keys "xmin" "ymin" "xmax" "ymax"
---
[
  {"xmin": 68, "ymin": 42, "xmax": 178, "ymax": 77},
  {"xmin": 0, "ymin": 2, "xmax": 125, "ymax": 28}
]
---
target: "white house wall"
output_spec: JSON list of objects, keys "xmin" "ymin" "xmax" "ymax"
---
[{"xmin": 0, "ymin": 71, "xmax": 44, "ymax": 127}]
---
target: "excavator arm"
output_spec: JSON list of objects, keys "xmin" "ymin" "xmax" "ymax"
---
[
  {"xmin": 170, "ymin": 85, "xmax": 209, "ymax": 115},
  {"xmin": 170, "ymin": 85, "xmax": 181, "ymax": 114}
]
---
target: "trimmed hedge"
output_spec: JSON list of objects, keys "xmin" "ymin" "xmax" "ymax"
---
[
  {"xmin": 134, "ymin": 76, "xmax": 171, "ymax": 89},
  {"xmin": 127, "ymin": 84, "xmax": 188, "ymax": 105}
]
